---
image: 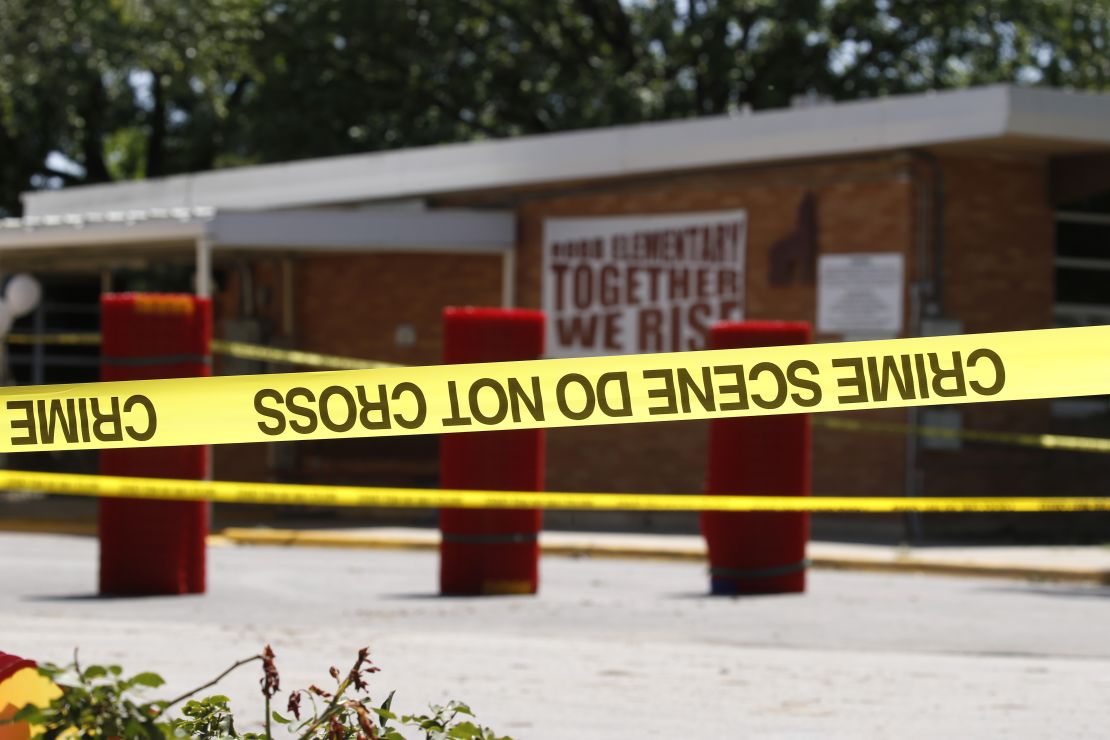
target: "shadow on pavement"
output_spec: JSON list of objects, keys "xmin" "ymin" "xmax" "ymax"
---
[
  {"xmin": 662, "ymin": 590, "xmax": 806, "ymax": 601},
  {"xmin": 23, "ymin": 592, "xmax": 203, "ymax": 602},
  {"xmin": 380, "ymin": 592, "xmax": 533, "ymax": 600},
  {"xmin": 975, "ymin": 584, "xmax": 1110, "ymax": 599}
]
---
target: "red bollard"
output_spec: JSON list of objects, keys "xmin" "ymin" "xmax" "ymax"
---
[
  {"xmin": 439, "ymin": 307, "xmax": 545, "ymax": 595},
  {"xmin": 98, "ymin": 294, "xmax": 211, "ymax": 595},
  {"xmin": 701, "ymin": 321, "xmax": 811, "ymax": 595}
]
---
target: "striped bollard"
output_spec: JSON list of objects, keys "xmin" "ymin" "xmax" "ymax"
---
[
  {"xmin": 701, "ymin": 321, "xmax": 811, "ymax": 595},
  {"xmin": 98, "ymin": 293, "xmax": 211, "ymax": 595},
  {"xmin": 439, "ymin": 308, "xmax": 545, "ymax": 595}
]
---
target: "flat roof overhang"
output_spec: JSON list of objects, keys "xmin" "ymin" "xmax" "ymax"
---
[
  {"xmin": 0, "ymin": 208, "xmax": 519, "ymax": 304},
  {"xmin": 0, "ymin": 208, "xmax": 515, "ymax": 255}
]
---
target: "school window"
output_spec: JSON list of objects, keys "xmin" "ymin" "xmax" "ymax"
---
[
  {"xmin": 1054, "ymin": 213, "xmax": 1110, "ymax": 327},
  {"xmin": 1054, "ymin": 211, "xmax": 1110, "ymax": 419}
]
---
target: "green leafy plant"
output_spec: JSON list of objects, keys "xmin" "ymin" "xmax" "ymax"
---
[
  {"xmin": 8, "ymin": 653, "xmax": 172, "ymax": 738},
  {"xmin": 3, "ymin": 646, "xmax": 509, "ymax": 740}
]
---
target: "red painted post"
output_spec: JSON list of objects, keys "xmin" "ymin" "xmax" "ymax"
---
[
  {"xmin": 98, "ymin": 294, "xmax": 211, "ymax": 595},
  {"xmin": 701, "ymin": 320, "xmax": 811, "ymax": 595},
  {"xmin": 439, "ymin": 307, "xmax": 545, "ymax": 595}
]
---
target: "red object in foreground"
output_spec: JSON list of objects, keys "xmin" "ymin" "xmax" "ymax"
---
[
  {"xmin": 439, "ymin": 307, "xmax": 545, "ymax": 595},
  {"xmin": 701, "ymin": 321, "xmax": 812, "ymax": 595},
  {"xmin": 98, "ymin": 293, "xmax": 211, "ymax": 595},
  {"xmin": 0, "ymin": 653, "xmax": 33, "ymax": 685}
]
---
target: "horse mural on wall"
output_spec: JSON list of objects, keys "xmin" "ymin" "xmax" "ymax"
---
[{"xmin": 769, "ymin": 192, "xmax": 818, "ymax": 286}]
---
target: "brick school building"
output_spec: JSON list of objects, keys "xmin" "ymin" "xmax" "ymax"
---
[{"xmin": 4, "ymin": 84, "xmax": 1110, "ymax": 539}]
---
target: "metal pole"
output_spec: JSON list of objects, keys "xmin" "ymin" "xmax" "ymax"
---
[
  {"xmin": 904, "ymin": 275, "xmax": 925, "ymax": 545},
  {"xmin": 501, "ymin": 248, "xmax": 516, "ymax": 308},
  {"xmin": 194, "ymin": 236, "xmax": 214, "ymax": 487},
  {"xmin": 31, "ymin": 303, "xmax": 45, "ymax": 386},
  {"xmin": 195, "ymin": 235, "xmax": 212, "ymax": 298},
  {"xmin": 281, "ymin": 256, "xmax": 295, "ymax": 337}
]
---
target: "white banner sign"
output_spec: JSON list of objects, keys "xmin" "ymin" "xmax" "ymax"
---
[
  {"xmin": 543, "ymin": 211, "xmax": 746, "ymax": 357},
  {"xmin": 817, "ymin": 253, "xmax": 905, "ymax": 336}
]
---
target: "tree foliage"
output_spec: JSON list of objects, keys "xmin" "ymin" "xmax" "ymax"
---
[{"xmin": 1, "ymin": 0, "xmax": 1108, "ymax": 215}]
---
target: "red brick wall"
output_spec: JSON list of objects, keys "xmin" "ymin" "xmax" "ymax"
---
[
  {"xmin": 917, "ymin": 154, "xmax": 1110, "ymax": 537},
  {"xmin": 919, "ymin": 153, "xmax": 1056, "ymax": 501},
  {"xmin": 445, "ymin": 155, "xmax": 920, "ymax": 497},
  {"xmin": 296, "ymin": 252, "xmax": 503, "ymax": 365},
  {"xmin": 213, "ymin": 151, "xmax": 1067, "ymax": 522},
  {"xmin": 212, "ymin": 252, "xmax": 502, "ymax": 483},
  {"xmin": 939, "ymin": 153, "xmax": 1054, "ymax": 335}
]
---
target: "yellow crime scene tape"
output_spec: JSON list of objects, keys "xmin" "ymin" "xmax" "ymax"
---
[
  {"xmin": 10, "ymin": 330, "xmax": 1110, "ymax": 456},
  {"xmin": 811, "ymin": 417, "xmax": 1110, "ymax": 454},
  {"xmin": 5, "ymin": 332, "xmax": 101, "ymax": 346},
  {"xmin": 1, "ymin": 469, "xmax": 1108, "ymax": 513},
  {"xmin": 0, "ymin": 325, "xmax": 1109, "ymax": 454},
  {"xmin": 5, "ymin": 333, "xmax": 398, "ymax": 370},
  {"xmin": 210, "ymin": 339, "xmax": 400, "ymax": 370}
]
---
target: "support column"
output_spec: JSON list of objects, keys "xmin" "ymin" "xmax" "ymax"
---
[
  {"xmin": 195, "ymin": 235, "xmax": 212, "ymax": 298},
  {"xmin": 98, "ymin": 293, "xmax": 212, "ymax": 595},
  {"xmin": 500, "ymin": 249, "xmax": 516, "ymax": 308},
  {"xmin": 701, "ymin": 321, "xmax": 812, "ymax": 595},
  {"xmin": 439, "ymin": 307, "xmax": 544, "ymax": 595}
]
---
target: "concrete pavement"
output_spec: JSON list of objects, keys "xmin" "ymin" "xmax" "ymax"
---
[
  {"xmin": 1, "ymin": 531, "xmax": 1108, "ymax": 738},
  {"xmin": 3, "ymin": 517, "xmax": 1108, "ymax": 583}
]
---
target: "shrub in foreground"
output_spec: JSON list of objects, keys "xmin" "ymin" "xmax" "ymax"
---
[{"xmin": 5, "ymin": 646, "xmax": 508, "ymax": 739}]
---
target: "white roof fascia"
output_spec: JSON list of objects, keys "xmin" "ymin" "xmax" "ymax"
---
[
  {"xmin": 0, "ymin": 217, "xmax": 207, "ymax": 252},
  {"xmin": 21, "ymin": 85, "xmax": 1110, "ymax": 217},
  {"xmin": 209, "ymin": 209, "xmax": 515, "ymax": 253},
  {"xmin": 1005, "ymin": 85, "xmax": 1110, "ymax": 143},
  {"xmin": 22, "ymin": 177, "xmax": 199, "ymax": 220},
  {"xmin": 0, "ymin": 208, "xmax": 515, "ymax": 255}
]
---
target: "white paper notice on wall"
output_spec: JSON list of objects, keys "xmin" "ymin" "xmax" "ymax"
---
[
  {"xmin": 817, "ymin": 253, "xmax": 905, "ymax": 337},
  {"xmin": 543, "ymin": 211, "xmax": 746, "ymax": 358}
]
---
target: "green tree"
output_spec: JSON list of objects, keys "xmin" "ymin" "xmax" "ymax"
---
[{"xmin": 0, "ymin": 0, "xmax": 260, "ymax": 214}]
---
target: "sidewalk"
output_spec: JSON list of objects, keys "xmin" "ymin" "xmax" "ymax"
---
[
  {"xmin": 216, "ymin": 526, "xmax": 1110, "ymax": 585},
  {"xmin": 2, "ymin": 515, "xmax": 1107, "ymax": 584}
]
